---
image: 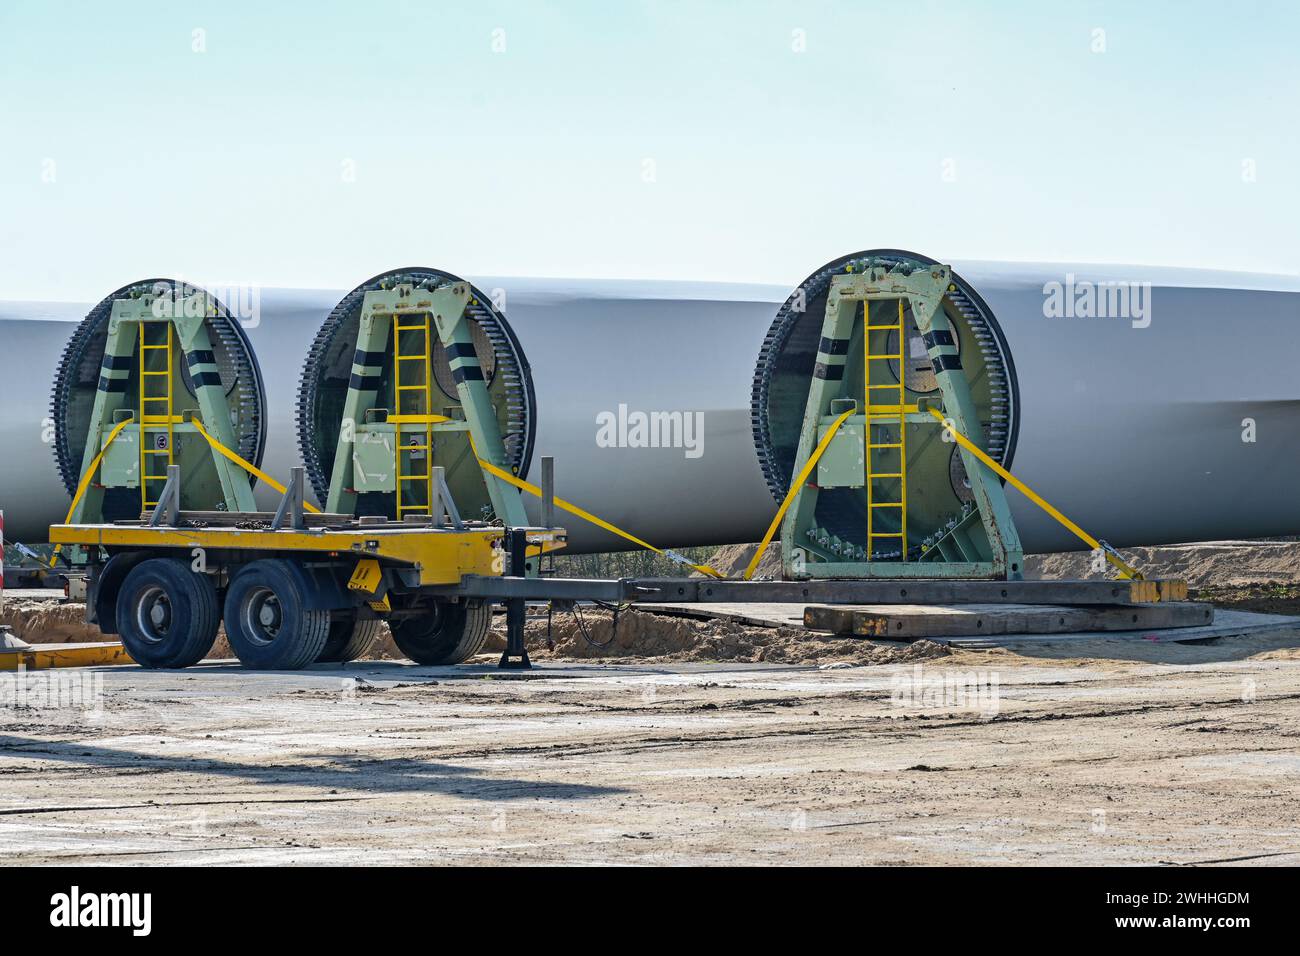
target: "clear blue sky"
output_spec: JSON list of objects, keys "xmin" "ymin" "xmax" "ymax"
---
[{"xmin": 2, "ymin": 0, "xmax": 1297, "ymax": 300}]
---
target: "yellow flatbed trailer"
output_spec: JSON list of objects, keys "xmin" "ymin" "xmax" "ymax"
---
[{"xmin": 49, "ymin": 516, "xmax": 564, "ymax": 670}]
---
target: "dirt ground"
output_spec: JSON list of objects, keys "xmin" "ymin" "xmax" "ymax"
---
[
  {"xmin": 2, "ymin": 539, "xmax": 1299, "ymax": 865},
  {"xmin": 2, "ymin": 630, "xmax": 1299, "ymax": 865}
]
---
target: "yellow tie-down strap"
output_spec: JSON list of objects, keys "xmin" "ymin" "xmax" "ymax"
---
[
  {"xmin": 744, "ymin": 407, "xmax": 855, "ymax": 581},
  {"xmin": 470, "ymin": 436, "xmax": 724, "ymax": 579},
  {"xmin": 50, "ymin": 418, "xmax": 135, "ymax": 567},
  {"xmin": 190, "ymin": 419, "xmax": 323, "ymax": 514},
  {"xmin": 928, "ymin": 408, "xmax": 1143, "ymax": 580}
]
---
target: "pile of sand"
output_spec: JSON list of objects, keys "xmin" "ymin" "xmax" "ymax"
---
[
  {"xmin": 0, "ymin": 600, "xmax": 103, "ymax": 644},
  {"xmin": 1023, "ymin": 541, "xmax": 1300, "ymax": 587},
  {"xmin": 701, "ymin": 542, "xmax": 783, "ymax": 579}
]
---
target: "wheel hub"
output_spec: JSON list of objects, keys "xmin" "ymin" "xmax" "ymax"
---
[
  {"xmin": 258, "ymin": 601, "xmax": 280, "ymax": 629},
  {"xmin": 244, "ymin": 587, "xmax": 283, "ymax": 645},
  {"xmin": 136, "ymin": 586, "xmax": 172, "ymax": 643}
]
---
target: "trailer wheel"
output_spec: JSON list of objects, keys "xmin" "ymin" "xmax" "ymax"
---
[
  {"xmin": 115, "ymin": 559, "xmax": 220, "ymax": 669},
  {"xmin": 223, "ymin": 560, "xmax": 331, "ymax": 670},
  {"xmin": 316, "ymin": 613, "xmax": 382, "ymax": 664},
  {"xmin": 390, "ymin": 601, "xmax": 492, "ymax": 665}
]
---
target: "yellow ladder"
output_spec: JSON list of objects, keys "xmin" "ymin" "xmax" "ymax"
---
[
  {"xmin": 392, "ymin": 314, "xmax": 434, "ymax": 519},
  {"xmin": 137, "ymin": 322, "xmax": 176, "ymax": 510},
  {"xmin": 863, "ymin": 298, "xmax": 908, "ymax": 559}
]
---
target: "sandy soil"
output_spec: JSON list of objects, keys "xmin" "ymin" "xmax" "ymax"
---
[
  {"xmin": 0, "ymin": 601, "xmax": 102, "ymax": 644},
  {"xmin": 1192, "ymin": 583, "xmax": 1300, "ymax": 617},
  {"xmin": 1025, "ymin": 540, "xmax": 1300, "ymax": 586}
]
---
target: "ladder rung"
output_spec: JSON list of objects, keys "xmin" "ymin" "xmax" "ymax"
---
[
  {"xmin": 869, "ymin": 442, "xmax": 902, "ymax": 449},
  {"xmin": 869, "ymin": 532, "xmax": 905, "ymax": 538},
  {"xmin": 870, "ymin": 472, "xmax": 903, "ymax": 478},
  {"xmin": 396, "ymin": 384, "xmax": 427, "ymax": 390},
  {"xmin": 867, "ymin": 384, "xmax": 901, "ymax": 389},
  {"xmin": 864, "ymin": 324, "xmax": 903, "ymax": 331},
  {"xmin": 398, "ymin": 474, "xmax": 430, "ymax": 481},
  {"xmin": 866, "ymin": 354, "xmax": 904, "ymax": 360},
  {"xmin": 869, "ymin": 502, "xmax": 904, "ymax": 508},
  {"xmin": 394, "ymin": 324, "xmax": 429, "ymax": 332}
]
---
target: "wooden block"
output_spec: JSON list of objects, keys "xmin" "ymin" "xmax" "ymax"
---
[
  {"xmin": 1156, "ymin": 579, "xmax": 1188, "ymax": 602},
  {"xmin": 1132, "ymin": 580, "xmax": 1159, "ymax": 603}
]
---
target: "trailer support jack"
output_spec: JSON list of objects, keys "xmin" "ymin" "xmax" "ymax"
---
[{"xmin": 499, "ymin": 528, "xmax": 531, "ymax": 669}]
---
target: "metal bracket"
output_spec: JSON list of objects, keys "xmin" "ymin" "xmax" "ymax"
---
[
  {"xmin": 540, "ymin": 456, "xmax": 555, "ymax": 528},
  {"xmin": 271, "ymin": 466, "xmax": 307, "ymax": 531},
  {"xmin": 429, "ymin": 465, "xmax": 463, "ymax": 530},
  {"xmin": 147, "ymin": 464, "xmax": 183, "ymax": 527}
]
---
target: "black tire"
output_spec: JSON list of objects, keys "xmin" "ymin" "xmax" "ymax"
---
[
  {"xmin": 316, "ymin": 614, "xmax": 383, "ymax": 664},
  {"xmin": 222, "ymin": 560, "xmax": 330, "ymax": 670},
  {"xmin": 390, "ymin": 601, "xmax": 492, "ymax": 665},
  {"xmin": 115, "ymin": 558, "xmax": 220, "ymax": 669}
]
